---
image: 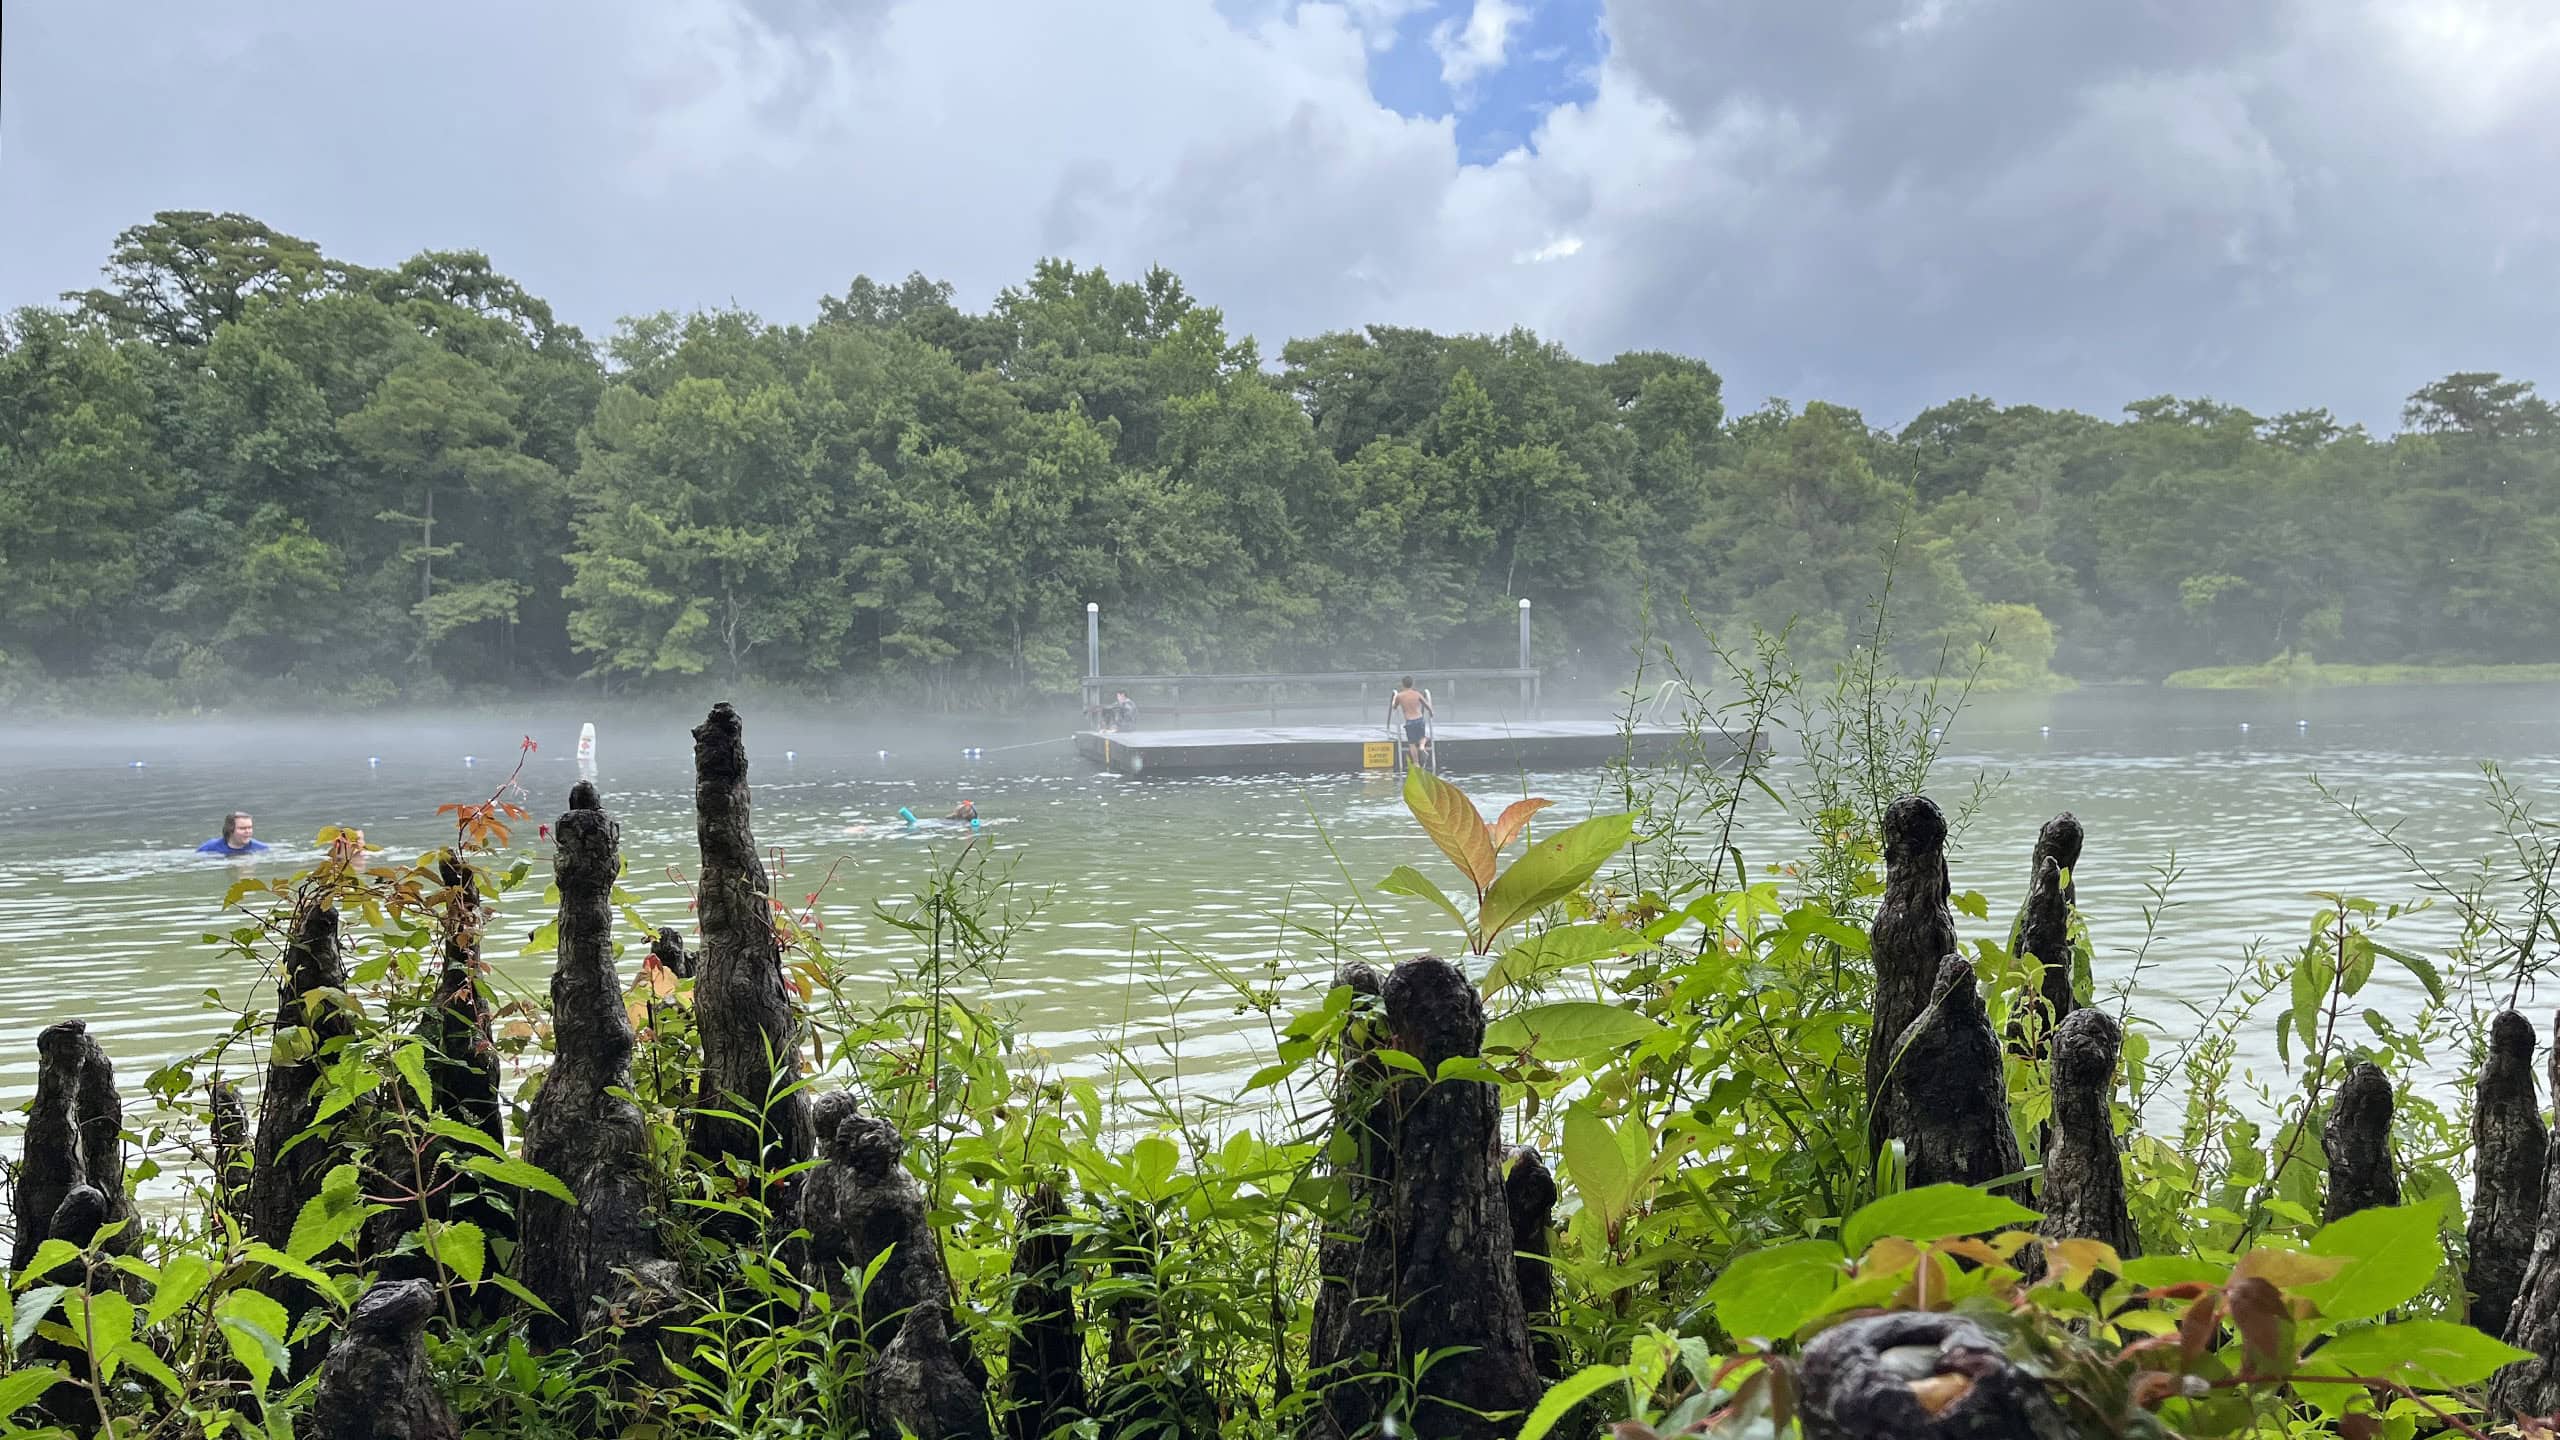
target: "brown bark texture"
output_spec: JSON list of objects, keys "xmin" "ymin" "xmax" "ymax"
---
[
  {"xmin": 1307, "ymin": 960, "xmax": 1387, "ymax": 1376},
  {"xmin": 2468, "ymin": 1010, "xmax": 2545, "ymax": 1342},
  {"xmin": 2320, "ymin": 1060, "xmax": 2400, "ymax": 1224},
  {"xmin": 245, "ymin": 900, "xmax": 354, "ymax": 1251},
  {"xmin": 1003, "ymin": 1182, "xmax": 1088, "ymax": 1440},
  {"xmin": 210, "ymin": 1079, "xmax": 247, "ymax": 1209},
  {"xmin": 686, "ymin": 703, "xmax": 811, "ymax": 1178},
  {"xmin": 2033, "ymin": 1008, "xmax": 2138, "ymax": 1262},
  {"xmin": 13, "ymin": 1020, "xmax": 126, "ymax": 1272},
  {"xmin": 1504, "ymin": 1146, "xmax": 1562, "ymax": 1382},
  {"xmin": 309, "ymin": 1280, "xmax": 464, "ymax": 1440},
  {"xmin": 1869, "ymin": 795, "xmax": 1957, "ymax": 1127},
  {"xmin": 870, "ymin": 1301, "xmax": 995, "ymax": 1440},
  {"xmin": 650, "ymin": 925, "xmax": 698, "ymax": 979},
  {"xmin": 2013, "ymin": 853, "xmax": 2080, "ymax": 1043},
  {"xmin": 517, "ymin": 785, "xmax": 660, "ymax": 1350},
  {"xmin": 1797, "ymin": 1312, "xmax": 2083, "ymax": 1440},
  {"xmin": 1874, "ymin": 957, "xmax": 2027, "ymax": 1201},
  {"xmin": 1305, "ymin": 956, "xmax": 1540, "ymax": 1440},
  {"xmin": 2492, "ymin": 1011, "xmax": 2560, "ymax": 1416}
]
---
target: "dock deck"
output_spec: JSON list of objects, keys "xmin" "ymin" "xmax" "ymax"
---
[{"xmin": 1074, "ymin": 720, "xmax": 1729, "ymax": 776}]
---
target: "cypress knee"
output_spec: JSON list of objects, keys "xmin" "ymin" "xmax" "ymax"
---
[
  {"xmin": 14, "ymin": 1021, "xmax": 110, "ymax": 1273},
  {"xmin": 2467, "ymin": 1012, "xmax": 2545, "ymax": 1340},
  {"xmin": 686, "ymin": 703, "xmax": 811, "ymax": 1181},
  {"xmin": 1004, "ymin": 1183, "xmax": 1087, "ymax": 1440},
  {"xmin": 1797, "ymin": 1312, "xmax": 2083, "ymax": 1440},
  {"xmin": 800, "ymin": 1110, "xmax": 968, "ymax": 1346},
  {"xmin": 2011, "ymin": 846, "xmax": 2081, "ymax": 1053},
  {"xmin": 210, "ymin": 1079, "xmax": 247, "ymax": 1210},
  {"xmin": 1307, "ymin": 956, "xmax": 1539, "ymax": 1440},
  {"xmin": 870, "ymin": 1301, "xmax": 994, "ymax": 1440},
  {"xmin": 517, "ymin": 784, "xmax": 660, "ymax": 1349},
  {"xmin": 2321, "ymin": 1061, "xmax": 2399, "ymax": 1224},
  {"xmin": 2034, "ymin": 1009, "xmax": 2137, "ymax": 1263},
  {"xmin": 650, "ymin": 925, "xmax": 698, "ymax": 979},
  {"xmin": 310, "ymin": 1280, "xmax": 463, "ymax": 1440},
  {"xmin": 1308, "ymin": 960, "xmax": 1387, "ymax": 1373},
  {"xmin": 1504, "ymin": 1147, "xmax": 1562, "ymax": 1381},
  {"xmin": 1869, "ymin": 796, "xmax": 1957, "ymax": 1128},
  {"xmin": 1873, "ymin": 958, "xmax": 2026, "ymax": 1202},
  {"xmin": 2491, "ymin": 1012, "xmax": 2560, "ymax": 1414},
  {"xmin": 245, "ymin": 899, "xmax": 355, "ymax": 1250}
]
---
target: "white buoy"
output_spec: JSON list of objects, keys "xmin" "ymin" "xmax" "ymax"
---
[
  {"xmin": 877, "ymin": 749, "xmax": 889, "ymax": 762},
  {"xmin": 2238, "ymin": 722, "xmax": 2250, "ymax": 733},
  {"xmin": 368, "ymin": 756, "xmax": 381, "ymax": 768},
  {"xmin": 128, "ymin": 760, "xmax": 146, "ymax": 769},
  {"xmin": 785, "ymin": 749, "xmax": 797, "ymax": 763},
  {"xmin": 576, "ymin": 722, "xmax": 597, "ymax": 778},
  {"xmin": 2039, "ymin": 725, "xmax": 2051, "ymax": 737},
  {"xmin": 464, "ymin": 755, "xmax": 477, "ymax": 767}
]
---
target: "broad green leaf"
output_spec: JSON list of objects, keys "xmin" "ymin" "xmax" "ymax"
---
[
  {"xmin": 429, "ymin": 1221, "xmax": 488, "ymax": 1288},
  {"xmin": 14, "ymin": 1240, "xmax": 82, "ymax": 1287},
  {"xmin": 1562, "ymin": 1107, "xmax": 1633, "ymax": 1230},
  {"xmin": 1130, "ymin": 1135, "xmax": 1180, "ymax": 1195},
  {"xmin": 144, "ymin": 1252, "xmax": 211, "ymax": 1328},
  {"xmin": 1843, "ymin": 1184, "xmax": 2041, "ymax": 1254},
  {"xmin": 1478, "ymin": 812, "xmax": 1638, "ymax": 945},
  {"xmin": 2304, "ymin": 1200, "xmax": 2445, "ymax": 1322},
  {"xmin": 9, "ymin": 1289, "xmax": 63, "ymax": 1351},
  {"xmin": 2312, "ymin": 1319, "xmax": 2529, "ymax": 1387},
  {"xmin": 285, "ymin": 1189, "xmax": 374, "ymax": 1263},
  {"xmin": 1515, "ymin": 1362, "xmax": 1631, "ymax": 1440},
  {"xmin": 1378, "ymin": 866, "xmax": 1474, "ymax": 941},
  {"xmin": 114, "ymin": 1340, "xmax": 183, "ymax": 1399},
  {"xmin": 65, "ymin": 1290, "xmax": 135, "ymax": 1378},
  {"xmin": 424, "ymin": 1114, "xmax": 506, "ymax": 1157},
  {"xmin": 1485, "ymin": 1001, "xmax": 1664, "ymax": 1063},
  {"xmin": 1403, "ymin": 768, "xmax": 1494, "ymax": 891},
  {"xmin": 2372, "ymin": 943, "xmax": 2447, "ymax": 1004},
  {"xmin": 1707, "ymin": 1239, "xmax": 1848, "ymax": 1341},
  {"xmin": 1482, "ymin": 924, "xmax": 1638, "ymax": 998},
  {"xmin": 0, "ymin": 1367, "xmax": 63, "ymax": 1417},
  {"xmin": 390, "ymin": 1041, "xmax": 434, "ymax": 1111},
  {"xmin": 462, "ymin": 1154, "xmax": 576, "ymax": 1206},
  {"xmin": 487, "ymin": 1274, "xmax": 558, "ymax": 1318},
  {"xmin": 216, "ymin": 1287, "xmax": 292, "ymax": 1393},
  {"xmin": 2118, "ymin": 1255, "xmax": 2224, "ymax": 1289},
  {"xmin": 2289, "ymin": 947, "xmax": 2332, "ymax": 1056},
  {"xmin": 241, "ymin": 1243, "xmax": 342, "ymax": 1304}
]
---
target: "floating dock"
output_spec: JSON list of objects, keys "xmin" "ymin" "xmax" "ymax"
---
[{"xmin": 1074, "ymin": 720, "xmax": 1732, "ymax": 776}]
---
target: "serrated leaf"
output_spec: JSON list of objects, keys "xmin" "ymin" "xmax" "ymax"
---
[
  {"xmin": 464, "ymin": 1154, "xmax": 575, "ymax": 1206},
  {"xmin": 9, "ymin": 1289, "xmax": 63, "ymax": 1351},
  {"xmin": 1403, "ymin": 768, "xmax": 1494, "ymax": 891},
  {"xmin": 1563, "ymin": 1106, "xmax": 1633, "ymax": 1230},
  {"xmin": 1478, "ymin": 812, "xmax": 1637, "ymax": 945},
  {"xmin": 486, "ymin": 1273, "xmax": 558, "ymax": 1318},
  {"xmin": 115, "ymin": 1340, "xmax": 183, "ymax": 1398},
  {"xmin": 144, "ymin": 1252, "xmax": 211, "ymax": 1329},
  {"xmin": 1481, "ymin": 924, "xmax": 1638, "ymax": 998},
  {"xmin": 428, "ymin": 1221, "xmax": 487, "ymax": 1288},
  {"xmin": 423, "ymin": 1114, "xmax": 506, "ymax": 1157},
  {"xmin": 390, "ymin": 1041, "xmax": 434, "ymax": 1111},
  {"xmin": 0, "ymin": 1367, "xmax": 64, "ymax": 1417},
  {"xmin": 14, "ymin": 1240, "xmax": 82, "ymax": 1288},
  {"xmin": 65, "ymin": 1290, "xmax": 134, "ymax": 1378},
  {"xmin": 1843, "ymin": 1184, "xmax": 2042, "ymax": 1254},
  {"xmin": 285, "ymin": 1191, "xmax": 373, "ymax": 1264},
  {"xmin": 241, "ymin": 1243, "xmax": 342, "ymax": 1305},
  {"xmin": 2371, "ymin": 942, "xmax": 2446, "ymax": 1004},
  {"xmin": 1515, "ymin": 1362, "xmax": 1632, "ymax": 1440},
  {"xmin": 1485, "ymin": 1001, "xmax": 1664, "ymax": 1063},
  {"xmin": 1707, "ymin": 1239, "xmax": 1847, "ymax": 1341},
  {"xmin": 2315, "ymin": 1319, "xmax": 2529, "ymax": 1386}
]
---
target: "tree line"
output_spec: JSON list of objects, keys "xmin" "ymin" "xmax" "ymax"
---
[{"xmin": 2, "ymin": 210, "xmax": 2554, "ymax": 708}]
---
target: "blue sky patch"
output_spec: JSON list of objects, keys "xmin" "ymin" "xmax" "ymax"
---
[{"xmin": 1361, "ymin": 0, "xmax": 1607, "ymax": 164}]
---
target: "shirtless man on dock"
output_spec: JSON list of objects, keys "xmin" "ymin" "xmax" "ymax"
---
[{"xmin": 1387, "ymin": 677, "xmax": 1434, "ymax": 770}]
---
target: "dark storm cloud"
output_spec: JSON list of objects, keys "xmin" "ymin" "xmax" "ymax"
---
[{"xmin": 3, "ymin": 0, "xmax": 2553, "ymax": 428}]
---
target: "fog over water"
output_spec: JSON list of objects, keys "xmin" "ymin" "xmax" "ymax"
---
[{"xmin": 4, "ymin": 683, "xmax": 2557, "ymax": 1184}]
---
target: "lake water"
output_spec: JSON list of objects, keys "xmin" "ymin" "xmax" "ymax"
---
[{"xmin": 4, "ymin": 683, "xmax": 2556, "ymax": 1151}]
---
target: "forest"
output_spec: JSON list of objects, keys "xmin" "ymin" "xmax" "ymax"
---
[{"xmin": 3, "ymin": 210, "xmax": 2558, "ymax": 708}]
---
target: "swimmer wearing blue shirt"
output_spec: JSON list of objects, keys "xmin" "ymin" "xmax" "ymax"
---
[{"xmin": 195, "ymin": 812, "xmax": 271, "ymax": 857}]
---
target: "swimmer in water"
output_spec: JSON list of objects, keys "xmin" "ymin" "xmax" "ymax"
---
[
  {"xmin": 947, "ymin": 799, "xmax": 979, "ymax": 823},
  {"xmin": 195, "ymin": 812, "xmax": 270, "ymax": 857}
]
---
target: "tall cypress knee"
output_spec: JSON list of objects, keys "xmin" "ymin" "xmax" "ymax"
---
[
  {"xmin": 686, "ymin": 703, "xmax": 810, "ymax": 1179},
  {"xmin": 2035, "ymin": 1008, "xmax": 2137, "ymax": 1263},
  {"xmin": 2009, "ymin": 814, "xmax": 2084, "ymax": 1044},
  {"xmin": 2321, "ymin": 1061, "xmax": 2399, "ymax": 1224},
  {"xmin": 310, "ymin": 1280, "xmax": 463, "ymax": 1440},
  {"xmin": 1868, "ymin": 796, "xmax": 1956, "ymax": 1129},
  {"xmin": 14, "ymin": 1021, "xmax": 111, "ymax": 1274},
  {"xmin": 1309, "ymin": 956, "xmax": 1539, "ymax": 1440},
  {"xmin": 1004, "ymin": 1183, "xmax": 1087, "ymax": 1440},
  {"xmin": 2468, "ymin": 1012, "xmax": 2544, "ymax": 1341},
  {"xmin": 1874, "ymin": 957, "xmax": 2025, "ymax": 1202},
  {"xmin": 1504, "ymin": 1146, "xmax": 1562, "ymax": 1382},
  {"xmin": 2491, "ymin": 1012, "xmax": 2560, "ymax": 1414},
  {"xmin": 246, "ymin": 899, "xmax": 355, "ymax": 1251},
  {"xmin": 517, "ymin": 784, "xmax": 659, "ymax": 1349}
]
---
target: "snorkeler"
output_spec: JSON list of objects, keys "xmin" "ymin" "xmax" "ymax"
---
[
  {"xmin": 947, "ymin": 799, "xmax": 979, "ymax": 823},
  {"xmin": 195, "ymin": 812, "xmax": 271, "ymax": 857}
]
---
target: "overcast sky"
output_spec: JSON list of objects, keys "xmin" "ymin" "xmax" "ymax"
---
[{"xmin": 5, "ymin": 0, "xmax": 2556, "ymax": 429}]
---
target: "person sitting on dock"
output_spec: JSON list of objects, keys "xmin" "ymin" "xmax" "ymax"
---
[
  {"xmin": 1101, "ymin": 691, "xmax": 1138, "ymax": 732},
  {"xmin": 1388, "ymin": 677, "xmax": 1434, "ymax": 768},
  {"xmin": 195, "ymin": 812, "xmax": 270, "ymax": 857}
]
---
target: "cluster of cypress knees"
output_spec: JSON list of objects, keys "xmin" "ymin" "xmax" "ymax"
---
[{"xmin": 11, "ymin": 714, "xmax": 2560, "ymax": 1438}]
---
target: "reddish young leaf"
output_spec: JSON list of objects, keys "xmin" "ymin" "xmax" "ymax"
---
[
  {"xmin": 1488, "ymin": 796, "xmax": 1556, "ymax": 852},
  {"xmin": 1404, "ymin": 768, "xmax": 1495, "ymax": 891},
  {"xmin": 2225, "ymin": 1275, "xmax": 2288, "ymax": 1376},
  {"xmin": 2176, "ymin": 1289, "xmax": 2222, "ymax": 1370}
]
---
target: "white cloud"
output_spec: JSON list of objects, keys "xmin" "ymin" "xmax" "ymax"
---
[{"xmin": 1433, "ymin": 0, "xmax": 1527, "ymax": 97}]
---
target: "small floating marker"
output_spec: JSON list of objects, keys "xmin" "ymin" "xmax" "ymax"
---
[
  {"xmin": 1929, "ymin": 727, "xmax": 1944, "ymax": 740},
  {"xmin": 2039, "ymin": 725, "xmax": 2051, "ymax": 737},
  {"xmin": 785, "ymin": 749, "xmax": 797, "ymax": 763},
  {"xmin": 367, "ymin": 756, "xmax": 381, "ymax": 768},
  {"xmin": 464, "ymin": 755, "xmax": 477, "ymax": 767},
  {"xmin": 575, "ymin": 722, "xmax": 597, "ymax": 778},
  {"xmin": 2297, "ymin": 718, "xmax": 2309, "ymax": 729},
  {"xmin": 962, "ymin": 747, "xmax": 985, "ymax": 761},
  {"xmin": 128, "ymin": 760, "xmax": 146, "ymax": 769},
  {"xmin": 2238, "ymin": 722, "xmax": 2250, "ymax": 733},
  {"xmin": 877, "ymin": 749, "xmax": 889, "ymax": 762}
]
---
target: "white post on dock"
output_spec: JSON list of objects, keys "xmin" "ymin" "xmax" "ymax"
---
[
  {"xmin": 1086, "ymin": 601, "xmax": 1101, "ymax": 719},
  {"xmin": 1518, "ymin": 597, "xmax": 1533, "ymax": 716}
]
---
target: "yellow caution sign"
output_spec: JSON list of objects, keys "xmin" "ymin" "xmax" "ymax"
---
[{"xmin": 1362, "ymin": 741, "xmax": 1396, "ymax": 770}]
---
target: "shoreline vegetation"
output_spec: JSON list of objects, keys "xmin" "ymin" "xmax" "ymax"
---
[
  {"xmin": 4, "ymin": 624, "xmax": 2560, "ymax": 1437},
  {"xmin": 2165, "ymin": 656, "xmax": 2560, "ymax": 690},
  {"xmin": 12, "ymin": 210, "xmax": 2560, "ymax": 714}
]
